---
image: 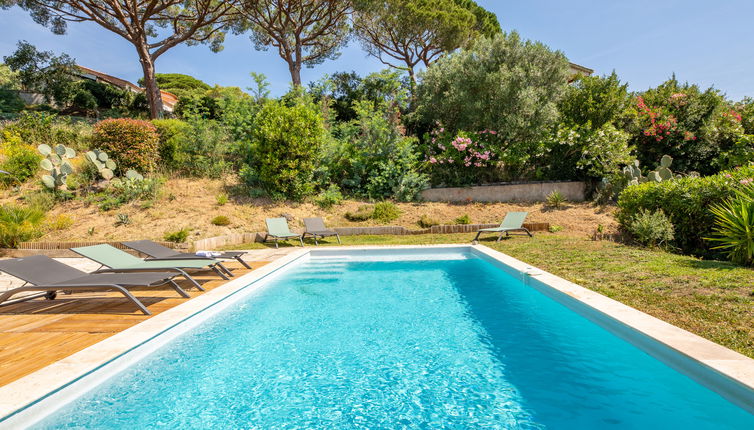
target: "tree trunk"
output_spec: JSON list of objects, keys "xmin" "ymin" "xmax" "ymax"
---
[
  {"xmin": 289, "ymin": 61, "xmax": 302, "ymax": 87},
  {"xmin": 135, "ymin": 42, "xmax": 163, "ymax": 119}
]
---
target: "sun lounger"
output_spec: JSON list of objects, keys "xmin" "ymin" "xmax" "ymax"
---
[
  {"xmin": 472, "ymin": 212, "xmax": 533, "ymax": 242},
  {"xmin": 71, "ymin": 244, "xmax": 230, "ymax": 290},
  {"xmin": 0, "ymin": 255, "xmax": 187, "ymax": 315},
  {"xmin": 122, "ymin": 240, "xmax": 251, "ymax": 270},
  {"xmin": 303, "ymin": 217, "xmax": 341, "ymax": 245},
  {"xmin": 264, "ymin": 218, "xmax": 304, "ymax": 248}
]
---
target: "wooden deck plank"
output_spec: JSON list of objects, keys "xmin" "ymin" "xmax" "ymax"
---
[{"xmin": 0, "ymin": 262, "xmax": 267, "ymax": 387}]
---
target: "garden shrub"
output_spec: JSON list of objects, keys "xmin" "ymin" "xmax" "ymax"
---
[
  {"xmin": 314, "ymin": 184, "xmax": 344, "ymax": 209},
  {"xmin": 416, "ymin": 32, "xmax": 569, "ymax": 177},
  {"xmin": 97, "ymin": 177, "xmax": 163, "ymax": 211},
  {"xmin": 455, "ymin": 214, "xmax": 471, "ymax": 225},
  {"xmin": 345, "ymin": 205, "xmax": 374, "ymax": 222},
  {"xmin": 2, "ymin": 112, "xmax": 92, "ymax": 151},
  {"xmin": 46, "ymin": 213, "xmax": 74, "ymax": 231},
  {"xmin": 627, "ymin": 209, "xmax": 675, "ymax": 248},
  {"xmin": 151, "ymin": 119, "xmax": 191, "ymax": 169},
  {"xmin": 169, "ymin": 119, "xmax": 235, "ymax": 178},
  {"xmin": 617, "ymin": 164, "xmax": 754, "ymax": 257},
  {"xmin": 0, "ymin": 204, "xmax": 45, "ymax": 248},
  {"xmin": 92, "ymin": 118, "xmax": 159, "ymax": 173},
  {"xmin": 164, "ymin": 228, "xmax": 190, "ymax": 243},
  {"xmin": 706, "ymin": 184, "xmax": 754, "ymax": 266},
  {"xmin": 372, "ymin": 201, "xmax": 401, "ymax": 223},
  {"xmin": 417, "ymin": 214, "xmax": 439, "ymax": 228},
  {"xmin": 320, "ymin": 100, "xmax": 427, "ymax": 200},
  {"xmin": 0, "ymin": 89, "xmax": 25, "ymax": 113},
  {"xmin": 0, "ymin": 131, "xmax": 41, "ymax": 185},
  {"xmin": 244, "ymin": 98, "xmax": 326, "ymax": 200},
  {"xmin": 546, "ymin": 190, "xmax": 567, "ymax": 209},
  {"xmin": 211, "ymin": 215, "xmax": 231, "ymax": 226},
  {"xmin": 216, "ymin": 193, "xmax": 229, "ymax": 206},
  {"xmin": 425, "ymin": 130, "xmax": 499, "ymax": 186},
  {"xmin": 627, "ymin": 77, "xmax": 738, "ymax": 175}
]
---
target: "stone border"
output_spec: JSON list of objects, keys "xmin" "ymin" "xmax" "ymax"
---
[
  {"xmin": 191, "ymin": 223, "xmax": 550, "ymax": 250},
  {"xmin": 1, "ymin": 244, "xmax": 752, "ymax": 427}
]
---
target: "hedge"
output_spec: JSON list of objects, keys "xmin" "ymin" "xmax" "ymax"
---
[
  {"xmin": 617, "ymin": 164, "xmax": 754, "ymax": 257},
  {"xmin": 92, "ymin": 118, "xmax": 159, "ymax": 173}
]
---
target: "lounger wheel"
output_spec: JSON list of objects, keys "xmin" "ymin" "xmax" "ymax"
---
[{"xmin": 44, "ymin": 291, "xmax": 57, "ymax": 300}]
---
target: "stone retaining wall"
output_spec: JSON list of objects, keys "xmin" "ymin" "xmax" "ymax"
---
[{"xmin": 420, "ymin": 181, "xmax": 586, "ymax": 203}]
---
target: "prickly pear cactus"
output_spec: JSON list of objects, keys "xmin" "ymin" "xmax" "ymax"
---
[
  {"xmin": 85, "ymin": 149, "xmax": 117, "ymax": 180},
  {"xmin": 648, "ymin": 155, "xmax": 674, "ymax": 183},
  {"xmin": 38, "ymin": 144, "xmax": 76, "ymax": 190}
]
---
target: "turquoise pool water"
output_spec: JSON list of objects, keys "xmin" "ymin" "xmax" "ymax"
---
[{"xmin": 33, "ymin": 251, "xmax": 754, "ymax": 428}]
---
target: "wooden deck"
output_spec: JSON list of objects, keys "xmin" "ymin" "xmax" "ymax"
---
[{"xmin": 0, "ymin": 261, "xmax": 268, "ymax": 388}]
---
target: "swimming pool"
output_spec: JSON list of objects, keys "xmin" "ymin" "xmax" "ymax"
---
[{"xmin": 4, "ymin": 246, "xmax": 754, "ymax": 428}]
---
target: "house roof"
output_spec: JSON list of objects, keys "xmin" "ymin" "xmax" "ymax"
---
[
  {"xmin": 75, "ymin": 65, "xmax": 179, "ymax": 111},
  {"xmin": 569, "ymin": 62, "xmax": 594, "ymax": 75}
]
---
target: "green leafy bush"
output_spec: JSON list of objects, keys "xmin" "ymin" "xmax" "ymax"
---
[
  {"xmin": 706, "ymin": 184, "xmax": 754, "ymax": 265},
  {"xmin": 627, "ymin": 77, "xmax": 738, "ymax": 175},
  {"xmin": 372, "ymin": 201, "xmax": 401, "ymax": 223},
  {"xmin": 151, "ymin": 119, "xmax": 191, "ymax": 168},
  {"xmin": 0, "ymin": 204, "xmax": 45, "ymax": 248},
  {"xmin": 216, "ymin": 193, "xmax": 229, "ymax": 206},
  {"xmin": 314, "ymin": 184, "xmax": 344, "ymax": 209},
  {"xmin": 416, "ymin": 32, "xmax": 569, "ymax": 177},
  {"xmin": 92, "ymin": 118, "xmax": 159, "ymax": 173},
  {"xmin": 0, "ymin": 132, "xmax": 41, "ymax": 185},
  {"xmin": 546, "ymin": 190, "xmax": 567, "ymax": 209},
  {"xmin": 0, "ymin": 89, "xmax": 25, "ymax": 113},
  {"xmin": 455, "ymin": 214, "xmax": 471, "ymax": 225},
  {"xmin": 617, "ymin": 164, "xmax": 754, "ymax": 257},
  {"xmin": 319, "ymin": 100, "xmax": 427, "ymax": 200},
  {"xmin": 345, "ymin": 205, "xmax": 374, "ymax": 222},
  {"xmin": 211, "ymin": 215, "xmax": 231, "ymax": 226},
  {"xmin": 97, "ymin": 177, "xmax": 163, "ymax": 211},
  {"xmin": 417, "ymin": 214, "xmax": 439, "ymax": 228},
  {"xmin": 164, "ymin": 228, "xmax": 190, "ymax": 243},
  {"xmin": 243, "ymin": 98, "xmax": 326, "ymax": 200},
  {"xmin": 2, "ymin": 112, "xmax": 92, "ymax": 151},
  {"xmin": 152, "ymin": 118, "xmax": 235, "ymax": 178},
  {"xmin": 627, "ymin": 209, "xmax": 675, "ymax": 248},
  {"xmin": 549, "ymin": 224, "xmax": 564, "ymax": 233}
]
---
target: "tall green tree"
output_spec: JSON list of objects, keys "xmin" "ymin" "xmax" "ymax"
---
[
  {"xmin": 3, "ymin": 40, "xmax": 77, "ymax": 104},
  {"xmin": 233, "ymin": 0, "xmax": 351, "ymax": 86},
  {"xmin": 2, "ymin": 0, "xmax": 237, "ymax": 119},
  {"xmin": 353, "ymin": 0, "xmax": 499, "ymax": 87}
]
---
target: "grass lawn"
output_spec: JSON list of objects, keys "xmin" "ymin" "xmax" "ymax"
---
[{"xmin": 233, "ymin": 233, "xmax": 754, "ymax": 358}]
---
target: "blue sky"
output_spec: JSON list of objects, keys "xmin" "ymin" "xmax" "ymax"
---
[{"xmin": 1, "ymin": 0, "xmax": 752, "ymax": 100}]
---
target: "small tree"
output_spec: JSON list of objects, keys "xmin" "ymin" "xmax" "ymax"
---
[
  {"xmin": 4, "ymin": 0, "xmax": 237, "ymax": 119},
  {"xmin": 3, "ymin": 40, "xmax": 77, "ymax": 104},
  {"xmin": 234, "ymin": 0, "xmax": 351, "ymax": 86},
  {"xmin": 353, "ymin": 0, "xmax": 497, "ymax": 87},
  {"xmin": 416, "ymin": 32, "xmax": 570, "ymax": 177}
]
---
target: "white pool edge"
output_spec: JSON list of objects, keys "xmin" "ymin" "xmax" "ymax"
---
[{"xmin": 0, "ymin": 244, "xmax": 752, "ymax": 426}]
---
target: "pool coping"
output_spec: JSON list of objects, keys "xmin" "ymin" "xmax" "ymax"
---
[{"xmin": 0, "ymin": 244, "xmax": 752, "ymax": 424}]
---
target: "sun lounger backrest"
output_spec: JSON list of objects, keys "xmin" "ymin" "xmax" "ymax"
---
[
  {"xmin": 303, "ymin": 217, "xmax": 327, "ymax": 232},
  {"xmin": 266, "ymin": 217, "xmax": 293, "ymax": 236},
  {"xmin": 71, "ymin": 244, "xmax": 143, "ymax": 268},
  {"xmin": 500, "ymin": 212, "xmax": 528, "ymax": 229},
  {"xmin": 122, "ymin": 240, "xmax": 176, "ymax": 258},
  {"xmin": 0, "ymin": 255, "xmax": 86, "ymax": 285}
]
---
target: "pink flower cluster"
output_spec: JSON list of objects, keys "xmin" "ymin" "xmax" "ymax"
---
[
  {"xmin": 427, "ymin": 130, "xmax": 496, "ymax": 168},
  {"xmin": 740, "ymin": 178, "xmax": 753, "ymax": 185}
]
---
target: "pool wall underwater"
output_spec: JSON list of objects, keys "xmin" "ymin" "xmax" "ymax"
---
[{"xmin": 0, "ymin": 245, "xmax": 752, "ymax": 428}]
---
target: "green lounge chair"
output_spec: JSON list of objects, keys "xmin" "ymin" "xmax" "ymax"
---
[
  {"xmin": 472, "ymin": 212, "xmax": 533, "ymax": 242},
  {"xmin": 303, "ymin": 217, "xmax": 341, "ymax": 245},
  {"xmin": 0, "ymin": 255, "xmax": 187, "ymax": 315},
  {"xmin": 71, "ymin": 244, "xmax": 230, "ymax": 291},
  {"xmin": 264, "ymin": 218, "xmax": 304, "ymax": 248},
  {"xmin": 122, "ymin": 240, "xmax": 251, "ymax": 270}
]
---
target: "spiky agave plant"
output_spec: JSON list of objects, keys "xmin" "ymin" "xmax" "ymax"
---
[{"xmin": 706, "ymin": 184, "xmax": 754, "ymax": 265}]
